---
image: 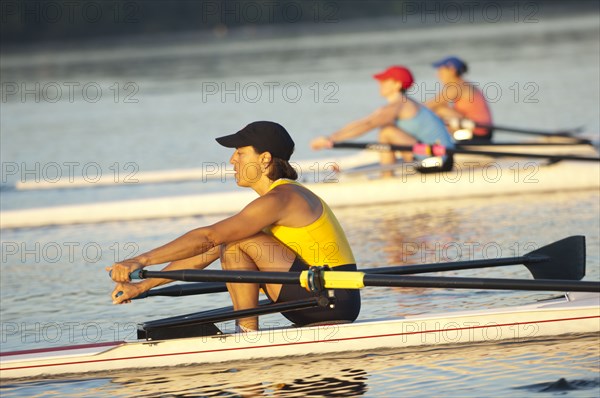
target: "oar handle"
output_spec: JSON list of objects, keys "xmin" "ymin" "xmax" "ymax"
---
[
  {"xmin": 110, "ymin": 269, "xmax": 145, "ymax": 300},
  {"xmin": 115, "ymin": 289, "xmax": 149, "ymax": 300},
  {"xmin": 108, "ymin": 269, "xmax": 144, "ymax": 281},
  {"xmin": 130, "ymin": 269, "xmax": 144, "ymax": 280}
]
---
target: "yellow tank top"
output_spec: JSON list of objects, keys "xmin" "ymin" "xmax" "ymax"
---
[{"xmin": 264, "ymin": 179, "xmax": 356, "ymax": 267}]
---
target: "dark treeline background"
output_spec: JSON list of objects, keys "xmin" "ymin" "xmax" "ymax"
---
[{"xmin": 1, "ymin": 0, "xmax": 598, "ymax": 46}]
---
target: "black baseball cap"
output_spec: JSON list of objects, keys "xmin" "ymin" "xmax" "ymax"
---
[{"xmin": 216, "ymin": 121, "xmax": 295, "ymax": 161}]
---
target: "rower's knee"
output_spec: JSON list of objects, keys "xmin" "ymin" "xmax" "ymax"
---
[
  {"xmin": 220, "ymin": 241, "xmax": 243, "ymax": 270},
  {"xmin": 378, "ymin": 126, "xmax": 398, "ymax": 143},
  {"xmin": 219, "ymin": 234, "xmax": 263, "ymax": 270}
]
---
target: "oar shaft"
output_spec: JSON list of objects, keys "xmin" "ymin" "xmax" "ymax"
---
[
  {"xmin": 140, "ymin": 269, "xmax": 301, "ymax": 284},
  {"xmin": 134, "ymin": 257, "xmax": 535, "ymax": 298},
  {"xmin": 132, "ymin": 257, "xmax": 536, "ymax": 298},
  {"xmin": 136, "ymin": 269, "xmax": 600, "ymax": 293},
  {"xmin": 456, "ymin": 141, "xmax": 592, "ymax": 147},
  {"xmin": 334, "ymin": 142, "xmax": 412, "ymax": 152},
  {"xmin": 362, "ymin": 275, "xmax": 600, "ymax": 292},
  {"xmin": 332, "ymin": 142, "xmax": 600, "ymax": 162},
  {"xmin": 450, "ymin": 147, "xmax": 600, "ymax": 162},
  {"xmin": 475, "ymin": 123, "xmax": 580, "ymax": 137},
  {"xmin": 138, "ymin": 282, "xmax": 228, "ymax": 298},
  {"xmin": 367, "ymin": 256, "xmax": 540, "ymax": 275},
  {"xmin": 139, "ymin": 257, "xmax": 535, "ymax": 283},
  {"xmin": 130, "ymin": 236, "xmax": 585, "ymax": 298}
]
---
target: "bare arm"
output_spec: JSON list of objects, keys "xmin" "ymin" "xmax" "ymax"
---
[
  {"xmin": 424, "ymin": 92, "xmax": 448, "ymax": 110},
  {"xmin": 111, "ymin": 248, "xmax": 221, "ymax": 304},
  {"xmin": 330, "ymin": 104, "xmax": 399, "ymax": 141},
  {"xmin": 311, "ymin": 103, "xmax": 400, "ymax": 149},
  {"xmin": 425, "ymin": 83, "xmax": 463, "ymax": 110},
  {"xmin": 136, "ymin": 248, "xmax": 221, "ymax": 291},
  {"xmin": 107, "ymin": 193, "xmax": 286, "ymax": 282}
]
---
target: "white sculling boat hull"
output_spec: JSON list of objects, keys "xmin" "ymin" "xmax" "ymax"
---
[
  {"xmin": 2, "ymin": 156, "xmax": 599, "ymax": 229},
  {"xmin": 1, "ymin": 292, "xmax": 598, "ymax": 380}
]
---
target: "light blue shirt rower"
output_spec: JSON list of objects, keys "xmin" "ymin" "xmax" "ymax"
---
[
  {"xmin": 396, "ymin": 102, "xmax": 455, "ymax": 171},
  {"xmin": 396, "ymin": 104, "xmax": 455, "ymax": 149}
]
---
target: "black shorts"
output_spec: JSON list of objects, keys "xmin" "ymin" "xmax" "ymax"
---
[{"xmin": 265, "ymin": 257, "xmax": 361, "ymax": 326}]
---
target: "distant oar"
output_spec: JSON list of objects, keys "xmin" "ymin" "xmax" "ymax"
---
[
  {"xmin": 456, "ymin": 141, "xmax": 593, "ymax": 147},
  {"xmin": 478, "ymin": 123, "xmax": 584, "ymax": 138},
  {"xmin": 333, "ymin": 142, "xmax": 600, "ymax": 162},
  {"xmin": 453, "ymin": 118, "xmax": 585, "ymax": 138},
  {"xmin": 134, "ymin": 236, "xmax": 586, "ymax": 297}
]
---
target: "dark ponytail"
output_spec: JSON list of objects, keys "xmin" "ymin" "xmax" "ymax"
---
[{"xmin": 267, "ymin": 157, "xmax": 298, "ymax": 181}]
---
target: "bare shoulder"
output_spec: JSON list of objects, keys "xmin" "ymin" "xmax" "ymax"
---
[
  {"xmin": 267, "ymin": 182, "xmax": 314, "ymax": 202},
  {"xmin": 246, "ymin": 183, "xmax": 297, "ymax": 213},
  {"xmin": 269, "ymin": 183, "xmax": 316, "ymax": 198},
  {"xmin": 367, "ymin": 102, "xmax": 401, "ymax": 126},
  {"xmin": 378, "ymin": 101, "xmax": 401, "ymax": 114},
  {"xmin": 266, "ymin": 182, "xmax": 323, "ymax": 223}
]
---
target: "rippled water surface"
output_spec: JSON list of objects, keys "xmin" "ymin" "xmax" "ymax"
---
[
  {"xmin": 1, "ymin": 336, "xmax": 599, "ymax": 397},
  {"xmin": 1, "ymin": 9, "xmax": 599, "ymax": 398}
]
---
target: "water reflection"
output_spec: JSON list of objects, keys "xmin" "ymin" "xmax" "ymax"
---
[
  {"xmin": 100, "ymin": 359, "xmax": 368, "ymax": 397},
  {"xmin": 379, "ymin": 209, "xmax": 464, "ymax": 266},
  {"xmin": 274, "ymin": 368, "xmax": 368, "ymax": 397}
]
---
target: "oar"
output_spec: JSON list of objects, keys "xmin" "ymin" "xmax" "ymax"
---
[
  {"xmin": 453, "ymin": 119, "xmax": 585, "ymax": 139},
  {"xmin": 479, "ymin": 123, "xmax": 584, "ymax": 138},
  {"xmin": 456, "ymin": 141, "xmax": 593, "ymax": 147},
  {"xmin": 134, "ymin": 282, "xmax": 227, "ymax": 299},
  {"xmin": 129, "ymin": 239, "xmax": 596, "ymax": 292},
  {"xmin": 333, "ymin": 142, "xmax": 600, "ymax": 162},
  {"xmin": 133, "ymin": 236, "xmax": 585, "ymax": 298},
  {"xmin": 132, "ymin": 268, "xmax": 600, "ymax": 293}
]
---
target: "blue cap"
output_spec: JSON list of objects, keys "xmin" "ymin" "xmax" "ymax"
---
[{"xmin": 432, "ymin": 56, "xmax": 468, "ymax": 75}]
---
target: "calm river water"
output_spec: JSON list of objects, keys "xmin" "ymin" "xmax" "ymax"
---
[{"xmin": 1, "ymin": 8, "xmax": 599, "ymax": 397}]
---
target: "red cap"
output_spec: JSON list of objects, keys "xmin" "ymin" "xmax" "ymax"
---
[{"xmin": 373, "ymin": 66, "xmax": 414, "ymax": 89}]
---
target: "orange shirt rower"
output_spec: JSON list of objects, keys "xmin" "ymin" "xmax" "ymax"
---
[{"xmin": 425, "ymin": 56, "xmax": 493, "ymax": 141}]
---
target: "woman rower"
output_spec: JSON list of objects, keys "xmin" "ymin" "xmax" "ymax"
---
[
  {"xmin": 425, "ymin": 56, "xmax": 494, "ymax": 141},
  {"xmin": 311, "ymin": 65, "xmax": 455, "ymax": 175},
  {"xmin": 108, "ymin": 121, "xmax": 360, "ymax": 332}
]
